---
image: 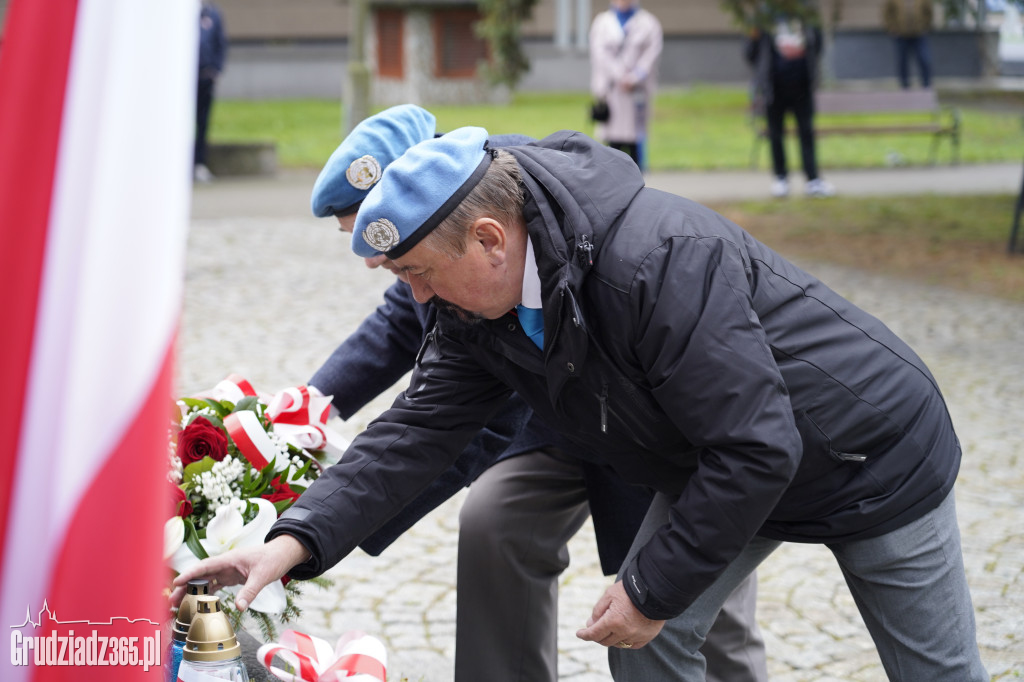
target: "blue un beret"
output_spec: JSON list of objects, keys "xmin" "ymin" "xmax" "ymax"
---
[
  {"xmin": 310, "ymin": 104, "xmax": 437, "ymax": 218},
  {"xmin": 352, "ymin": 126, "xmax": 492, "ymax": 259}
]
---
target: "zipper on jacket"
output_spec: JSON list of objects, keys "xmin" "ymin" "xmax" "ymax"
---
[
  {"xmin": 576, "ymin": 234, "xmax": 594, "ymax": 268},
  {"xmin": 415, "ymin": 327, "xmax": 436, "ymax": 368},
  {"xmin": 599, "ymin": 381, "xmax": 608, "ymax": 433},
  {"xmin": 834, "ymin": 451, "xmax": 867, "ymax": 463}
]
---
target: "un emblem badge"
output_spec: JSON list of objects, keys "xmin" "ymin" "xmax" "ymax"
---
[
  {"xmin": 346, "ymin": 155, "xmax": 382, "ymax": 190},
  {"xmin": 363, "ymin": 218, "xmax": 401, "ymax": 252}
]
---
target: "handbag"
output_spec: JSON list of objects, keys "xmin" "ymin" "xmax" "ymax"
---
[{"xmin": 590, "ymin": 98, "xmax": 610, "ymax": 123}]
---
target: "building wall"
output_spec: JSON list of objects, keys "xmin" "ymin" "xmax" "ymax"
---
[
  {"xmin": 197, "ymin": 0, "xmax": 896, "ymax": 40},
  {"xmin": 0, "ymin": 0, "xmax": 902, "ymax": 41},
  {"xmin": 1, "ymin": 0, "xmax": 993, "ymax": 100},
  {"xmin": 213, "ymin": 29, "xmax": 998, "ymax": 99},
  {"xmin": 370, "ymin": 7, "xmax": 510, "ymax": 105}
]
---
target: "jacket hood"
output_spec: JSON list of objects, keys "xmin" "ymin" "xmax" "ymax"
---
[{"xmin": 507, "ymin": 130, "xmax": 645, "ymax": 273}]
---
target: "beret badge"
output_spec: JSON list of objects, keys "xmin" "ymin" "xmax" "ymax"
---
[
  {"xmin": 346, "ymin": 155, "xmax": 382, "ymax": 190},
  {"xmin": 362, "ymin": 218, "xmax": 401, "ymax": 252}
]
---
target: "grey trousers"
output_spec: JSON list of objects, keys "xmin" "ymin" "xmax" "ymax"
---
[
  {"xmin": 609, "ymin": 490, "xmax": 989, "ymax": 682},
  {"xmin": 455, "ymin": 451, "xmax": 767, "ymax": 682}
]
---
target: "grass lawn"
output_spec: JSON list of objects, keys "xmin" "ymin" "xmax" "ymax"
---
[
  {"xmin": 209, "ymin": 85, "xmax": 1023, "ymax": 171},
  {"xmin": 709, "ymin": 193, "xmax": 1024, "ymax": 302},
  {"xmin": 208, "ymin": 87, "xmax": 1024, "ymax": 301}
]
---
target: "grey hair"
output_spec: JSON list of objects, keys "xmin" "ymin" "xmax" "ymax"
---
[{"xmin": 424, "ymin": 150, "xmax": 524, "ymax": 259}]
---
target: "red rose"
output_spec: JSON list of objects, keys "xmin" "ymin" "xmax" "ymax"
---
[
  {"xmin": 170, "ymin": 483, "xmax": 193, "ymax": 518},
  {"xmin": 262, "ymin": 476, "xmax": 301, "ymax": 506},
  {"xmin": 178, "ymin": 416, "xmax": 228, "ymax": 466}
]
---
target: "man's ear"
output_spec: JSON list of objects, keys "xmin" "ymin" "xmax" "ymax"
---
[{"xmin": 472, "ymin": 217, "xmax": 507, "ymax": 264}]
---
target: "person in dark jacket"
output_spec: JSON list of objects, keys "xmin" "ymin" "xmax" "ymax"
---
[
  {"xmin": 744, "ymin": 8, "xmax": 834, "ymax": 198},
  {"xmin": 194, "ymin": 1, "xmax": 226, "ymax": 183},
  {"xmin": 276, "ymin": 105, "xmax": 769, "ymax": 682},
  {"xmin": 176, "ymin": 127, "xmax": 988, "ymax": 680}
]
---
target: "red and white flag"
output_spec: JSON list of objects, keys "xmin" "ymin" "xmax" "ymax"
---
[{"xmin": 0, "ymin": 1, "xmax": 197, "ymax": 679}]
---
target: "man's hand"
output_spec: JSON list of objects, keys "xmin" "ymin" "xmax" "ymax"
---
[
  {"xmin": 170, "ymin": 535, "xmax": 311, "ymax": 611},
  {"xmin": 576, "ymin": 580, "xmax": 666, "ymax": 649}
]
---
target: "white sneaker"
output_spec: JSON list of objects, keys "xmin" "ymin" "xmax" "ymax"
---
[
  {"xmin": 805, "ymin": 178, "xmax": 836, "ymax": 198},
  {"xmin": 770, "ymin": 177, "xmax": 789, "ymax": 198},
  {"xmin": 194, "ymin": 164, "xmax": 214, "ymax": 183}
]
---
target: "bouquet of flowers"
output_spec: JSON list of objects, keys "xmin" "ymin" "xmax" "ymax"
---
[{"xmin": 164, "ymin": 374, "xmax": 346, "ymax": 640}]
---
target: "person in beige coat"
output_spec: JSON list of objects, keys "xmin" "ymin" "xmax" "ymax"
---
[
  {"xmin": 882, "ymin": 0, "xmax": 934, "ymax": 88},
  {"xmin": 589, "ymin": 0, "xmax": 662, "ymax": 170}
]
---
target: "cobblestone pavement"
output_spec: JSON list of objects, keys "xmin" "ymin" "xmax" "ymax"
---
[{"xmin": 184, "ymin": 167, "xmax": 1024, "ymax": 681}]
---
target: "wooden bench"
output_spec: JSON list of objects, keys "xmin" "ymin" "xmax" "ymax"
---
[
  {"xmin": 206, "ymin": 141, "xmax": 278, "ymax": 177},
  {"xmin": 750, "ymin": 89, "xmax": 961, "ymax": 168}
]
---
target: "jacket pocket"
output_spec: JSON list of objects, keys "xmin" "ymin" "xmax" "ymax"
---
[{"xmin": 769, "ymin": 411, "xmax": 885, "ymax": 522}]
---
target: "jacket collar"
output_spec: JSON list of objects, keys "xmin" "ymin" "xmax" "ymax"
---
[{"xmin": 507, "ymin": 131, "xmax": 645, "ymax": 400}]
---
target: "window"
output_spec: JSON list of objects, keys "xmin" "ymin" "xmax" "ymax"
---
[
  {"xmin": 375, "ymin": 9, "xmax": 404, "ymax": 79},
  {"xmin": 432, "ymin": 8, "xmax": 488, "ymax": 78}
]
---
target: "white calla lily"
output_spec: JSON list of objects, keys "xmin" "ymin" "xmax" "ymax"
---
[
  {"xmin": 164, "ymin": 517, "xmax": 185, "ymax": 561},
  {"xmin": 170, "ymin": 497, "xmax": 286, "ymax": 614}
]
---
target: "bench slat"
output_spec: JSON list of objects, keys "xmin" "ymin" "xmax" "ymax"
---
[
  {"xmin": 815, "ymin": 90, "xmax": 939, "ymax": 114},
  {"xmin": 816, "ymin": 125, "xmax": 953, "ymax": 135}
]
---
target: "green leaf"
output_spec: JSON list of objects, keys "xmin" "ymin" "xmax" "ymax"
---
[
  {"xmin": 200, "ymin": 398, "xmax": 231, "ymax": 418},
  {"xmin": 182, "ymin": 457, "xmax": 217, "ymax": 487},
  {"xmin": 179, "ymin": 397, "xmax": 212, "ymax": 411},
  {"xmin": 183, "ymin": 518, "xmax": 209, "ymax": 560},
  {"xmin": 242, "ymin": 499, "xmax": 260, "ymax": 524},
  {"xmin": 178, "ymin": 401, "xmax": 226, "ymax": 430},
  {"xmin": 234, "ymin": 395, "xmax": 260, "ymax": 413},
  {"xmin": 290, "ymin": 458, "xmax": 313, "ymax": 481},
  {"xmin": 242, "ymin": 467, "xmax": 272, "ymax": 496}
]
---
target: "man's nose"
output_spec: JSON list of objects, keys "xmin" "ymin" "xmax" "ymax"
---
[
  {"xmin": 364, "ymin": 255, "xmax": 388, "ymax": 269},
  {"xmin": 407, "ymin": 276, "xmax": 433, "ymax": 304}
]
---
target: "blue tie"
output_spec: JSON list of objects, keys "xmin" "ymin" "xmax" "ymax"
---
[{"xmin": 516, "ymin": 305, "xmax": 544, "ymax": 350}]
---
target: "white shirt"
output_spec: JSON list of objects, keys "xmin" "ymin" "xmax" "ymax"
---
[{"xmin": 521, "ymin": 235, "xmax": 543, "ymax": 310}]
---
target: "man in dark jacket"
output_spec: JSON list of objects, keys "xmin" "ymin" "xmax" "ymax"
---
[
  {"xmin": 177, "ymin": 128, "xmax": 988, "ymax": 680},
  {"xmin": 284, "ymin": 105, "xmax": 767, "ymax": 681}
]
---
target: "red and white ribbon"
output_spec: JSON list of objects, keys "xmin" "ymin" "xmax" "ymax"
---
[
  {"xmin": 267, "ymin": 385, "xmax": 331, "ymax": 451},
  {"xmin": 256, "ymin": 629, "xmax": 387, "ymax": 682},
  {"xmin": 192, "ymin": 375, "xmax": 349, "ymax": 458},
  {"xmin": 223, "ymin": 409, "xmax": 277, "ymax": 471},
  {"xmin": 191, "ymin": 372, "xmax": 261, "ymax": 404}
]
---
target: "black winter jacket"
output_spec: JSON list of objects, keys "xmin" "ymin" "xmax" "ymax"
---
[
  {"xmin": 272, "ymin": 131, "xmax": 960, "ymax": 620},
  {"xmin": 308, "ymin": 278, "xmax": 651, "ymax": 574}
]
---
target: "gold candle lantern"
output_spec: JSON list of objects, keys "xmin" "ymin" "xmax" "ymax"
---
[{"xmin": 183, "ymin": 595, "xmax": 242, "ymax": 663}]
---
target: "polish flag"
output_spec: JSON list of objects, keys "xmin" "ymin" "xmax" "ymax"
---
[{"xmin": 0, "ymin": 1, "xmax": 197, "ymax": 679}]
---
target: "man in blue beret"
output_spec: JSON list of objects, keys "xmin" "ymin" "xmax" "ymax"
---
[
  {"xmin": 292, "ymin": 105, "xmax": 767, "ymax": 681},
  {"xmin": 179, "ymin": 122, "xmax": 990, "ymax": 678}
]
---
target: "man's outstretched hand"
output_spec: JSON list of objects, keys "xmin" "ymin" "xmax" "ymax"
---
[
  {"xmin": 576, "ymin": 580, "xmax": 665, "ymax": 649},
  {"xmin": 170, "ymin": 534, "xmax": 311, "ymax": 611}
]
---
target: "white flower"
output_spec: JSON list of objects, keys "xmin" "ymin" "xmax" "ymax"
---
[
  {"xmin": 195, "ymin": 456, "xmax": 246, "ymax": 508},
  {"xmin": 170, "ymin": 497, "xmax": 286, "ymax": 614},
  {"xmin": 167, "ymin": 452, "xmax": 183, "ymax": 483},
  {"xmin": 164, "ymin": 517, "xmax": 184, "ymax": 561}
]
